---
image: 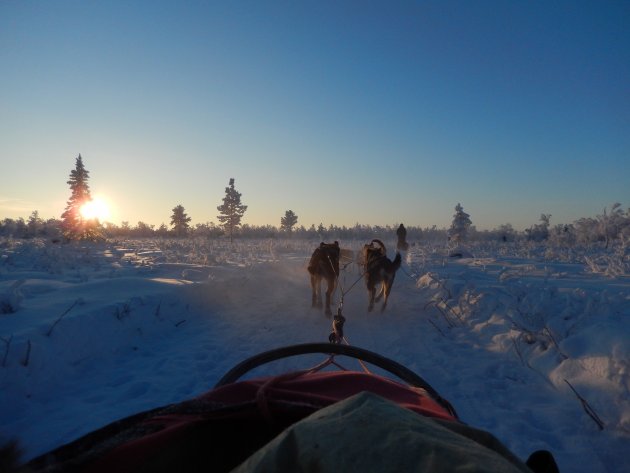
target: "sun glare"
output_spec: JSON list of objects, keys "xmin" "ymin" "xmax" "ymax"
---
[{"xmin": 80, "ymin": 197, "xmax": 111, "ymax": 221}]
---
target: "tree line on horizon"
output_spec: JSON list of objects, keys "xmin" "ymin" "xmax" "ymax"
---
[
  {"xmin": 3, "ymin": 204, "xmax": 630, "ymax": 247},
  {"xmin": 4, "ymin": 201, "xmax": 630, "ymax": 248},
  {"xmin": 1, "ymin": 155, "xmax": 630, "ymax": 246}
]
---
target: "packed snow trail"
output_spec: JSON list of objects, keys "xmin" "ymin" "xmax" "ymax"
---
[{"xmin": 1, "ymin": 240, "xmax": 628, "ymax": 473}]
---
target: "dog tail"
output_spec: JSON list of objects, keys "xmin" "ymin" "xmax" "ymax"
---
[{"xmin": 392, "ymin": 251, "xmax": 402, "ymax": 271}]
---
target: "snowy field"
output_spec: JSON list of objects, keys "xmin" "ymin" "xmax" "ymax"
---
[{"xmin": 0, "ymin": 237, "xmax": 629, "ymax": 472}]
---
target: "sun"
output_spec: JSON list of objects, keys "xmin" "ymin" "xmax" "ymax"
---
[{"xmin": 80, "ymin": 197, "xmax": 111, "ymax": 222}]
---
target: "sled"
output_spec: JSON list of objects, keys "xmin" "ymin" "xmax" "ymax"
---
[{"xmin": 25, "ymin": 342, "xmax": 558, "ymax": 473}]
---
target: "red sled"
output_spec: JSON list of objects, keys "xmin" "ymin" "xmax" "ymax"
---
[{"xmin": 25, "ymin": 343, "xmax": 558, "ymax": 473}]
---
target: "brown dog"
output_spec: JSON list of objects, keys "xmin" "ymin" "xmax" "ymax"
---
[
  {"xmin": 361, "ymin": 239, "xmax": 401, "ymax": 312},
  {"xmin": 307, "ymin": 241, "xmax": 340, "ymax": 316}
]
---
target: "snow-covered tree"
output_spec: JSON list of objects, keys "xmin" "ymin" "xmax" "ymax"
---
[
  {"xmin": 549, "ymin": 224, "xmax": 576, "ymax": 247},
  {"xmin": 120, "ymin": 221, "xmax": 131, "ymax": 237},
  {"xmin": 0, "ymin": 218, "xmax": 25, "ymax": 238},
  {"xmin": 134, "ymin": 221, "xmax": 155, "ymax": 237},
  {"xmin": 526, "ymin": 214, "xmax": 551, "ymax": 242},
  {"xmin": 27, "ymin": 211, "xmax": 43, "ymax": 238},
  {"xmin": 280, "ymin": 210, "xmax": 298, "ymax": 233},
  {"xmin": 217, "ymin": 178, "xmax": 247, "ymax": 243},
  {"xmin": 574, "ymin": 217, "xmax": 598, "ymax": 244},
  {"xmin": 156, "ymin": 223, "xmax": 170, "ymax": 237},
  {"xmin": 448, "ymin": 203, "xmax": 472, "ymax": 243},
  {"xmin": 61, "ymin": 154, "xmax": 101, "ymax": 240},
  {"xmin": 497, "ymin": 223, "xmax": 517, "ymax": 242},
  {"xmin": 598, "ymin": 203, "xmax": 625, "ymax": 248},
  {"xmin": 190, "ymin": 222, "xmax": 222, "ymax": 238},
  {"xmin": 170, "ymin": 205, "xmax": 191, "ymax": 237}
]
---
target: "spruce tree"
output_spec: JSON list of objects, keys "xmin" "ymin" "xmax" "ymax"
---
[
  {"xmin": 27, "ymin": 211, "xmax": 43, "ymax": 238},
  {"xmin": 217, "ymin": 178, "xmax": 247, "ymax": 243},
  {"xmin": 280, "ymin": 210, "xmax": 298, "ymax": 233},
  {"xmin": 448, "ymin": 203, "xmax": 472, "ymax": 244},
  {"xmin": 170, "ymin": 205, "xmax": 191, "ymax": 237},
  {"xmin": 61, "ymin": 154, "xmax": 99, "ymax": 240}
]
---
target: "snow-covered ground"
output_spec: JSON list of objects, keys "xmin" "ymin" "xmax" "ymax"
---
[{"xmin": 0, "ymin": 237, "xmax": 628, "ymax": 472}]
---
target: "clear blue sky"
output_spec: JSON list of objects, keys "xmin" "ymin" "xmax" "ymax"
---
[{"xmin": 1, "ymin": 1, "xmax": 628, "ymax": 230}]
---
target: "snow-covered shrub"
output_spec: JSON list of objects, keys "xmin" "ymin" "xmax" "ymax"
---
[
  {"xmin": 597, "ymin": 203, "xmax": 626, "ymax": 248},
  {"xmin": 0, "ymin": 280, "xmax": 24, "ymax": 314},
  {"xmin": 525, "ymin": 214, "xmax": 551, "ymax": 242},
  {"xmin": 584, "ymin": 254, "xmax": 628, "ymax": 277},
  {"xmin": 548, "ymin": 224, "xmax": 576, "ymax": 247}
]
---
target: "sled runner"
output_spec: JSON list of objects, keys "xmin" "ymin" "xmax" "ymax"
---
[{"xmin": 25, "ymin": 341, "xmax": 558, "ymax": 473}]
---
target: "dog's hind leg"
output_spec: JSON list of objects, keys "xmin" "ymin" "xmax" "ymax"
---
[
  {"xmin": 367, "ymin": 283, "xmax": 376, "ymax": 312},
  {"xmin": 374, "ymin": 282, "xmax": 385, "ymax": 302},
  {"xmin": 311, "ymin": 275, "xmax": 322, "ymax": 309},
  {"xmin": 380, "ymin": 289, "xmax": 390, "ymax": 312},
  {"xmin": 380, "ymin": 275, "xmax": 396, "ymax": 312},
  {"xmin": 324, "ymin": 277, "xmax": 335, "ymax": 316}
]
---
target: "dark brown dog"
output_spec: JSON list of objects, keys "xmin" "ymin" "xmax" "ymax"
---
[
  {"xmin": 307, "ymin": 241, "xmax": 340, "ymax": 316},
  {"xmin": 362, "ymin": 239, "xmax": 401, "ymax": 312}
]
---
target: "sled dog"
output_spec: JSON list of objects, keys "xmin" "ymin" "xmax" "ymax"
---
[
  {"xmin": 307, "ymin": 241, "xmax": 340, "ymax": 316},
  {"xmin": 361, "ymin": 239, "xmax": 401, "ymax": 312}
]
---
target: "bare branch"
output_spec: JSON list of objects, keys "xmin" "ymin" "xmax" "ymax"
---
[
  {"xmin": 511, "ymin": 337, "xmax": 530, "ymax": 368},
  {"xmin": 21, "ymin": 340, "xmax": 31, "ymax": 367},
  {"xmin": 154, "ymin": 299, "xmax": 162, "ymax": 317},
  {"xmin": 440, "ymin": 298, "xmax": 463, "ymax": 324},
  {"xmin": 427, "ymin": 319, "xmax": 446, "ymax": 337},
  {"xmin": 46, "ymin": 299, "xmax": 80, "ymax": 337},
  {"xmin": 1, "ymin": 334, "xmax": 13, "ymax": 367},
  {"xmin": 564, "ymin": 379, "xmax": 605, "ymax": 430},
  {"xmin": 424, "ymin": 300, "xmax": 456, "ymax": 328},
  {"xmin": 544, "ymin": 326, "xmax": 568, "ymax": 360}
]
